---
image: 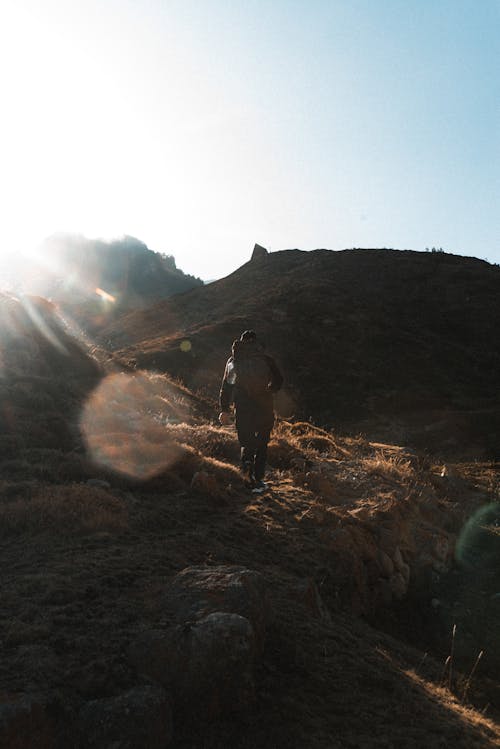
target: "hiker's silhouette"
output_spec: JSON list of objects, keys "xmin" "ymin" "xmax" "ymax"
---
[{"xmin": 219, "ymin": 330, "xmax": 283, "ymax": 492}]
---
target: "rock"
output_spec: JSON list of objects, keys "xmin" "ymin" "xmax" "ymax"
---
[
  {"xmin": 389, "ymin": 572, "xmax": 407, "ymax": 600},
  {"xmin": 164, "ymin": 565, "xmax": 270, "ymax": 652},
  {"xmin": 378, "ymin": 527, "xmax": 398, "ymax": 557},
  {"xmin": 128, "ymin": 565, "xmax": 270, "ymax": 722},
  {"xmin": 78, "ymin": 685, "xmax": 172, "ymax": 749},
  {"xmin": 377, "ymin": 550, "xmax": 394, "ymax": 579},
  {"xmin": 399, "ymin": 561, "xmax": 411, "ymax": 585},
  {"xmin": 251, "ymin": 243, "xmax": 269, "ymax": 262},
  {"xmin": 128, "ymin": 612, "xmax": 256, "ymax": 719},
  {"xmin": 392, "ymin": 546, "xmax": 410, "ymax": 585},
  {"xmin": 393, "ymin": 546, "xmax": 405, "ymax": 572},
  {"xmin": 349, "ymin": 525, "xmax": 378, "ymax": 562},
  {"xmin": 432, "ymin": 535, "xmax": 450, "ymax": 562},
  {"xmin": 0, "ymin": 693, "xmax": 56, "ymax": 749},
  {"xmin": 327, "ymin": 530, "xmax": 370, "ymax": 614}
]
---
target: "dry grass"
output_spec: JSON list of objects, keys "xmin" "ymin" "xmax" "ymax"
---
[
  {"xmin": 276, "ymin": 420, "xmax": 351, "ymax": 458},
  {"xmin": 484, "ymin": 524, "xmax": 500, "ymax": 537},
  {"xmin": 167, "ymin": 423, "xmax": 240, "ymax": 463},
  {"xmin": 0, "ymin": 484, "xmax": 128, "ymax": 535},
  {"xmin": 361, "ymin": 450, "xmax": 415, "ymax": 483},
  {"xmin": 401, "ymin": 666, "xmax": 499, "ymax": 737}
]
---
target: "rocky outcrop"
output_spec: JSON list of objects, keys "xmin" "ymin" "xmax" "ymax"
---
[
  {"xmin": 128, "ymin": 566, "xmax": 270, "ymax": 723},
  {"xmin": 129, "ymin": 613, "xmax": 256, "ymax": 720},
  {"xmin": 163, "ymin": 565, "xmax": 270, "ymax": 651},
  {"xmin": 324, "ymin": 499, "xmax": 458, "ymax": 616},
  {"xmin": 251, "ymin": 243, "xmax": 269, "ymax": 262}
]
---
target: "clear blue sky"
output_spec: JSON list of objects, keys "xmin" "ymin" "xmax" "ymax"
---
[{"xmin": 0, "ymin": 0, "xmax": 498, "ymax": 279}]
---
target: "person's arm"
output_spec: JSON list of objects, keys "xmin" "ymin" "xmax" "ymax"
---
[
  {"xmin": 266, "ymin": 355, "xmax": 283, "ymax": 392},
  {"xmin": 219, "ymin": 357, "xmax": 235, "ymax": 412}
]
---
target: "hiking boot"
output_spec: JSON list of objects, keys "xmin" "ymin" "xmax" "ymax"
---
[
  {"xmin": 251, "ymin": 480, "xmax": 268, "ymax": 494},
  {"xmin": 242, "ymin": 461, "xmax": 255, "ymax": 481}
]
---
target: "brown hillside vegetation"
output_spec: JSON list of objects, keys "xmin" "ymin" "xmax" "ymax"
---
[
  {"xmin": 102, "ymin": 248, "xmax": 500, "ymax": 459},
  {"xmin": 0, "ymin": 292, "xmax": 499, "ymax": 747}
]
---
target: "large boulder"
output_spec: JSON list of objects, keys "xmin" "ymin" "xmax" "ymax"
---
[
  {"xmin": 128, "ymin": 612, "xmax": 256, "ymax": 719},
  {"xmin": 163, "ymin": 565, "xmax": 270, "ymax": 652},
  {"xmin": 128, "ymin": 566, "xmax": 270, "ymax": 721}
]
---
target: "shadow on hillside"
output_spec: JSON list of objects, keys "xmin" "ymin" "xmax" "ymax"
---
[
  {"xmin": 171, "ymin": 556, "xmax": 498, "ymax": 748},
  {"xmin": 209, "ymin": 493, "xmax": 499, "ymax": 748}
]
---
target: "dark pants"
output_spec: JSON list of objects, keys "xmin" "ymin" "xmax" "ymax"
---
[{"xmin": 235, "ymin": 409, "xmax": 272, "ymax": 481}]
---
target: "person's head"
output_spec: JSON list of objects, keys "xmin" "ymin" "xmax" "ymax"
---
[{"xmin": 240, "ymin": 330, "xmax": 257, "ymax": 343}]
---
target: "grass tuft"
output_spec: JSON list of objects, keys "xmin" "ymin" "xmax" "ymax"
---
[{"xmin": 0, "ymin": 484, "xmax": 128, "ymax": 535}]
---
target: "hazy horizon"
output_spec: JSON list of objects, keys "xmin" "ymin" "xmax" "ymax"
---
[{"xmin": 1, "ymin": 0, "xmax": 498, "ymax": 280}]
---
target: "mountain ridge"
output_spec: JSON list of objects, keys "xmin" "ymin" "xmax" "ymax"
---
[
  {"xmin": 1, "ymin": 233, "xmax": 204, "ymax": 329},
  {"xmin": 102, "ymin": 247, "xmax": 500, "ymax": 458}
]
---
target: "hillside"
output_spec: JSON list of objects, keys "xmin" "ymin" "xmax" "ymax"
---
[
  {"xmin": 103, "ymin": 247, "xmax": 500, "ymax": 459},
  {"xmin": 4, "ymin": 234, "xmax": 203, "ymax": 329},
  {"xmin": 0, "ymin": 288, "xmax": 499, "ymax": 746}
]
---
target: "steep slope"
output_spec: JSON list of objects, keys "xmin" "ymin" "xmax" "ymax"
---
[
  {"xmin": 103, "ymin": 248, "xmax": 500, "ymax": 458},
  {"xmin": 0, "ymin": 293, "xmax": 101, "ymax": 460}
]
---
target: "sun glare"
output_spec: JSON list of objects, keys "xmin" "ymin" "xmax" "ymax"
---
[{"xmin": 80, "ymin": 372, "xmax": 190, "ymax": 480}]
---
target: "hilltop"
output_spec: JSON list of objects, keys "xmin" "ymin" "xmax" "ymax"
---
[
  {"xmin": 103, "ymin": 247, "xmax": 500, "ymax": 459},
  {"xmin": 0, "ymin": 286, "xmax": 499, "ymax": 747}
]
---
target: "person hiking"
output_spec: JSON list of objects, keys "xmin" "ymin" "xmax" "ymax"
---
[{"xmin": 219, "ymin": 330, "xmax": 283, "ymax": 493}]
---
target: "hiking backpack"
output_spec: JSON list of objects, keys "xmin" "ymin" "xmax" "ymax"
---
[{"xmin": 233, "ymin": 344, "xmax": 272, "ymax": 397}]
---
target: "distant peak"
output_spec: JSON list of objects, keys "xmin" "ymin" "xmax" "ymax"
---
[{"xmin": 251, "ymin": 243, "xmax": 269, "ymax": 262}]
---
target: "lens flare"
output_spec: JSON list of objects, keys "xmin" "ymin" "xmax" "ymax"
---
[
  {"xmin": 455, "ymin": 503, "xmax": 500, "ymax": 570},
  {"xmin": 95, "ymin": 287, "xmax": 116, "ymax": 303},
  {"xmin": 180, "ymin": 339, "xmax": 192, "ymax": 352},
  {"xmin": 80, "ymin": 372, "xmax": 188, "ymax": 479}
]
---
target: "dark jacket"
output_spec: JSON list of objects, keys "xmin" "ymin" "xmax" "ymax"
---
[{"xmin": 219, "ymin": 340, "xmax": 283, "ymax": 418}]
